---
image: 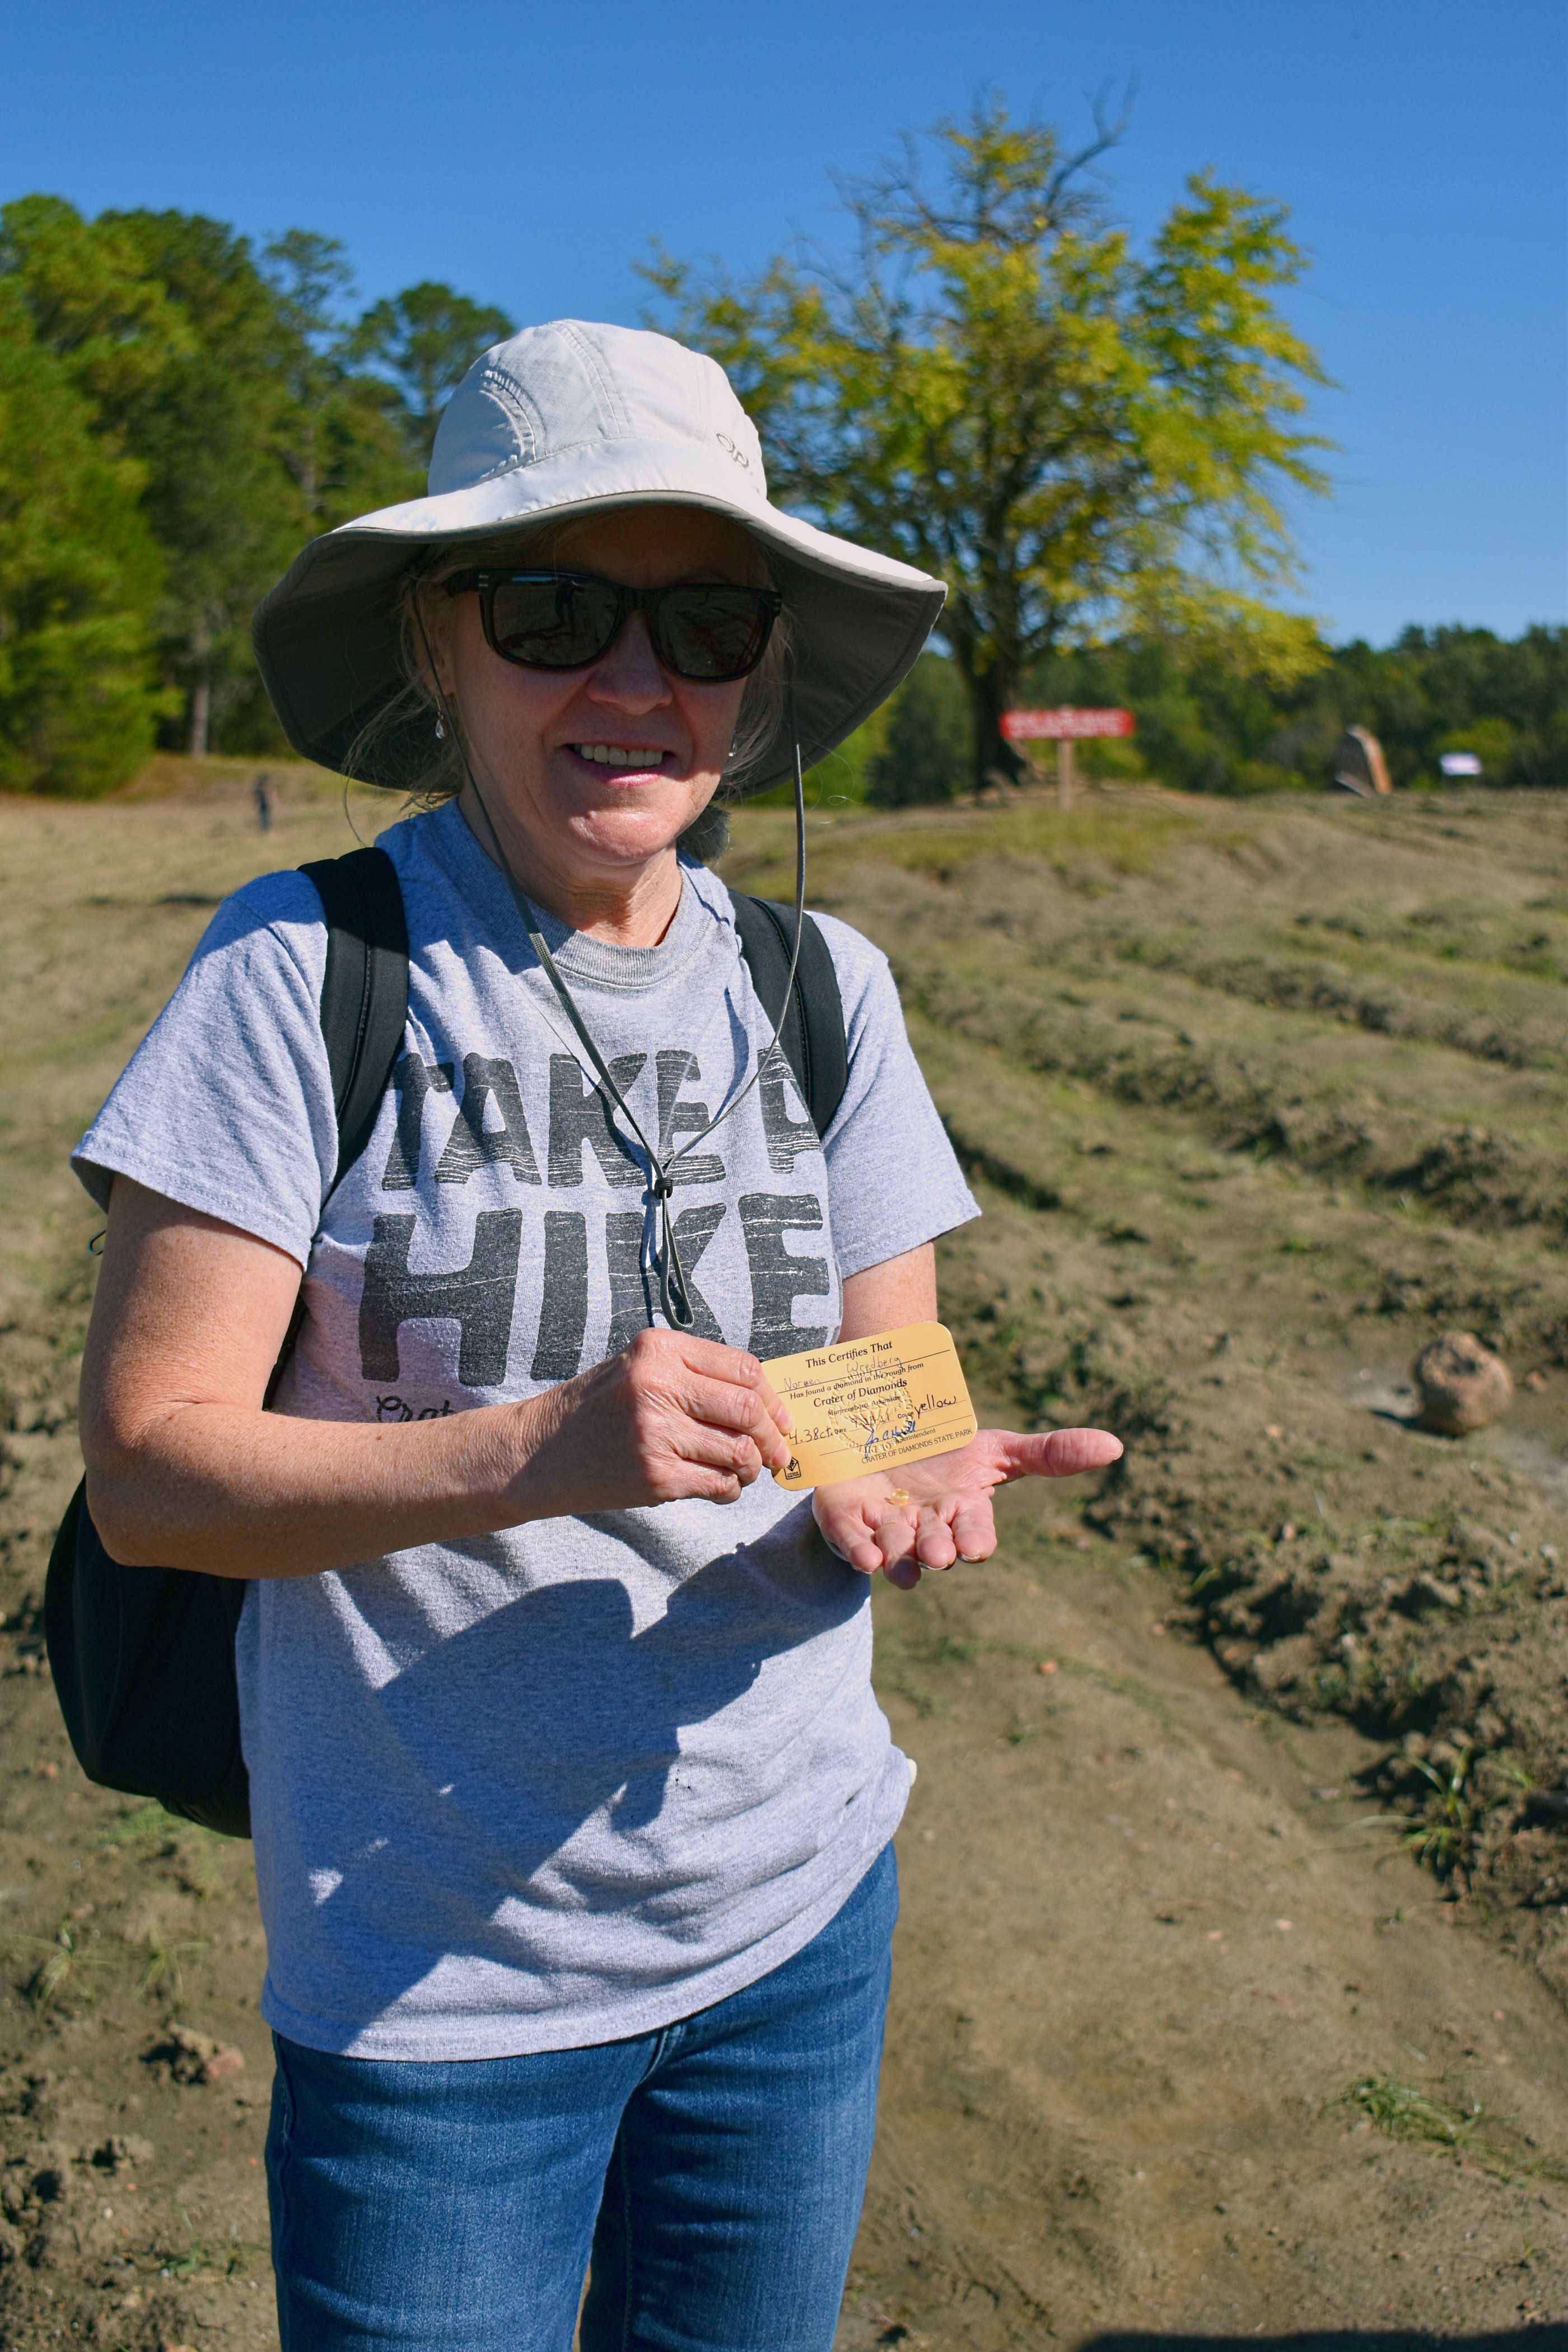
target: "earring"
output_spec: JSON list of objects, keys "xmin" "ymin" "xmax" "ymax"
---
[{"xmin": 435, "ymin": 715, "xmax": 446, "ymax": 740}]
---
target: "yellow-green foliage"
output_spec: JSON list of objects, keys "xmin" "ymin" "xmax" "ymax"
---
[{"xmin": 650, "ymin": 99, "xmax": 1331, "ymax": 791}]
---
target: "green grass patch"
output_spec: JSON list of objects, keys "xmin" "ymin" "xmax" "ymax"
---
[
  {"xmin": 96, "ymin": 1799, "xmax": 184, "ymax": 1852},
  {"xmin": 1341, "ymin": 2074, "xmax": 1568, "ymax": 2186},
  {"xmin": 1343, "ymin": 2074, "xmax": 1483, "ymax": 2152}
]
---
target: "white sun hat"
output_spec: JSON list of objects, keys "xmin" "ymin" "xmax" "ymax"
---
[{"xmin": 252, "ymin": 318, "xmax": 946, "ymax": 794}]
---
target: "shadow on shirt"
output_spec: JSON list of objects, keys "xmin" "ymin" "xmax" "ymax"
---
[{"xmin": 268, "ymin": 1512, "xmax": 876, "ymax": 2026}]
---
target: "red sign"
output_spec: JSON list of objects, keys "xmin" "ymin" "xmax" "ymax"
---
[{"xmin": 1001, "ymin": 707, "xmax": 1135, "ymax": 741}]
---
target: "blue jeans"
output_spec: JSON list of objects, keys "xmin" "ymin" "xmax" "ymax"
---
[{"xmin": 266, "ymin": 1841, "xmax": 897, "ymax": 2350}]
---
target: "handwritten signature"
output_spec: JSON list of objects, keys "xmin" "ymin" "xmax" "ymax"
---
[{"xmin": 861, "ymin": 1411, "xmax": 919, "ymax": 1460}]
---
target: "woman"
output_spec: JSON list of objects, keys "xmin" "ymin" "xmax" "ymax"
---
[{"xmin": 74, "ymin": 320, "xmax": 1121, "ymax": 2352}]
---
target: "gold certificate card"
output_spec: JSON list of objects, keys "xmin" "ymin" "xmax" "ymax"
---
[{"xmin": 764, "ymin": 1321, "xmax": 977, "ymax": 1492}]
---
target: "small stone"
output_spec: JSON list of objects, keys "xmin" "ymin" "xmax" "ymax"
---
[
  {"xmin": 1412, "ymin": 1332, "xmax": 1513, "ymax": 1436},
  {"xmin": 144, "ymin": 2025, "xmax": 245, "ymax": 2087}
]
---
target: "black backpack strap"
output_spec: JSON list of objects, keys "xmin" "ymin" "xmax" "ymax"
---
[
  {"xmin": 299, "ymin": 846, "xmax": 409, "ymax": 1199},
  {"xmin": 731, "ymin": 893, "xmax": 849, "ymax": 1138},
  {"xmin": 43, "ymin": 846, "xmax": 410, "ymax": 1846}
]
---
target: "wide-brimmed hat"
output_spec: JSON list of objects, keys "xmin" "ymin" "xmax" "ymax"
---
[{"xmin": 252, "ymin": 319, "xmax": 946, "ymax": 794}]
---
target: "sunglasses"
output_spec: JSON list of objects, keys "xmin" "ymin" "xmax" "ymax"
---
[{"xmin": 443, "ymin": 570, "xmax": 781, "ymax": 683}]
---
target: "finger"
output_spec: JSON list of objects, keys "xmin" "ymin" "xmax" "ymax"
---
[
  {"xmin": 914, "ymin": 1507, "xmax": 958, "ymax": 1571},
  {"xmin": 678, "ymin": 1424, "xmax": 765, "ymax": 1481},
  {"xmin": 689, "ymin": 1468, "xmax": 745, "ymax": 1505},
  {"xmin": 948, "ymin": 1493, "xmax": 997, "ymax": 1564},
  {"xmin": 675, "ymin": 1341, "xmax": 792, "ymax": 1432},
  {"xmin": 871, "ymin": 1506, "xmax": 918, "ymax": 1567},
  {"xmin": 994, "ymin": 1426, "xmax": 1123, "ymax": 1481},
  {"xmin": 752, "ymin": 1367, "xmax": 792, "ymax": 1434},
  {"xmin": 813, "ymin": 1500, "xmax": 884, "ymax": 1574},
  {"xmin": 832, "ymin": 1529, "xmax": 886, "ymax": 1573},
  {"xmin": 882, "ymin": 1556, "xmax": 922, "ymax": 1591},
  {"xmin": 679, "ymin": 1375, "xmax": 791, "ymax": 1466}
]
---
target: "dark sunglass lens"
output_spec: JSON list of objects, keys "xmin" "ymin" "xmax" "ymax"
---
[
  {"xmin": 656, "ymin": 587, "xmax": 773, "ymax": 679},
  {"xmin": 487, "ymin": 576, "xmax": 620, "ymax": 668}
]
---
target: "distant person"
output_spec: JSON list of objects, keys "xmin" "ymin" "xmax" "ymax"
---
[
  {"xmin": 253, "ymin": 771, "xmax": 273, "ymax": 831},
  {"xmin": 71, "ymin": 322, "xmax": 1119, "ymax": 2352}
]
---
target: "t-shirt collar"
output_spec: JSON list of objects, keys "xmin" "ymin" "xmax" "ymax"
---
[{"xmin": 404, "ymin": 795, "xmax": 731, "ymax": 997}]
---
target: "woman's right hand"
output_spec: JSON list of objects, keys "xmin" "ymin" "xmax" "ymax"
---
[
  {"xmin": 82, "ymin": 1181, "xmax": 795, "ymax": 1576},
  {"xmin": 511, "ymin": 1329, "xmax": 794, "ymax": 1517}
]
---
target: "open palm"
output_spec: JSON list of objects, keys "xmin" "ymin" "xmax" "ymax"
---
[{"xmin": 811, "ymin": 1425, "xmax": 1122, "ymax": 1590}]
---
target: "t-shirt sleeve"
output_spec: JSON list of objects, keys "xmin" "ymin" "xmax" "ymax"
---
[
  {"xmin": 812, "ymin": 912, "xmax": 979, "ymax": 1282},
  {"xmin": 71, "ymin": 870, "xmax": 339, "ymax": 1270}
]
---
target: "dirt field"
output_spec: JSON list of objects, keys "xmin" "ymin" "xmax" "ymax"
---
[{"xmin": 2, "ymin": 768, "xmax": 1566, "ymax": 2349}]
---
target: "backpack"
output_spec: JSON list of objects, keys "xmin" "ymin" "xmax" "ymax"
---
[{"xmin": 45, "ymin": 847, "xmax": 849, "ymax": 1839}]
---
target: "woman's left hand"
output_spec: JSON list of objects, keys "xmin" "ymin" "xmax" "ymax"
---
[{"xmin": 811, "ymin": 1425, "xmax": 1123, "ymax": 1590}]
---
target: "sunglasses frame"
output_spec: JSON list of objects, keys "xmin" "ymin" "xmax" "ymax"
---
[{"xmin": 443, "ymin": 569, "xmax": 782, "ymax": 683}]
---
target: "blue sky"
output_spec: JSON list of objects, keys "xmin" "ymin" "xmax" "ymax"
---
[{"xmin": 10, "ymin": 0, "xmax": 1565, "ymax": 645}]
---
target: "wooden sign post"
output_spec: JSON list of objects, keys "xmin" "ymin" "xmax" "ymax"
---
[{"xmin": 1001, "ymin": 708, "xmax": 1136, "ymax": 810}]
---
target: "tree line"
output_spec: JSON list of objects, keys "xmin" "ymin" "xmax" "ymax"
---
[
  {"xmin": 839, "ymin": 620, "xmax": 1568, "ymax": 808},
  {"xmin": 2, "ymin": 104, "xmax": 1560, "ymax": 800},
  {"xmin": 0, "ymin": 195, "xmax": 510, "ymax": 790}
]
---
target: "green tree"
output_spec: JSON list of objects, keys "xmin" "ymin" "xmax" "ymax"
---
[
  {"xmin": 0, "ymin": 197, "xmax": 516, "ymax": 778},
  {"xmin": 101, "ymin": 208, "xmax": 308, "ymax": 753},
  {"xmin": 648, "ymin": 97, "xmax": 1331, "ymax": 789},
  {"xmin": 262, "ymin": 230, "xmax": 420, "ymax": 532},
  {"xmin": 262, "ymin": 227, "xmax": 356, "ymax": 525},
  {"xmin": 0, "ymin": 193, "xmax": 192, "ymax": 417},
  {"xmin": 349, "ymin": 282, "xmax": 515, "ymax": 466},
  {"xmin": 2, "ymin": 199, "xmax": 301, "ymax": 753},
  {"xmin": 865, "ymin": 653, "xmax": 973, "ymax": 804},
  {"xmin": 0, "ymin": 278, "xmax": 169, "ymax": 794}
]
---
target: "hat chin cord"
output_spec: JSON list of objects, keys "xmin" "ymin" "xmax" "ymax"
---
[{"xmin": 414, "ymin": 609, "xmax": 810, "ymax": 1333}]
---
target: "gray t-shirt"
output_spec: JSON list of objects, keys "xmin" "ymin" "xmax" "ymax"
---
[{"xmin": 73, "ymin": 797, "xmax": 978, "ymax": 2059}]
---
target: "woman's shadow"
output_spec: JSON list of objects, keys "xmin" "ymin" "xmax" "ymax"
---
[{"xmin": 272, "ymin": 1511, "xmax": 866, "ymax": 2026}]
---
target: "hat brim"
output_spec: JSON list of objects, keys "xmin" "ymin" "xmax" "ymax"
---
[{"xmin": 251, "ymin": 439, "xmax": 945, "ymax": 795}]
